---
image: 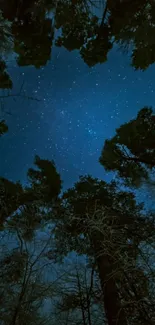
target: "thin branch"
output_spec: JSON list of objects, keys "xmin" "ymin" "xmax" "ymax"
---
[{"xmin": 0, "ymin": 93, "xmax": 41, "ymax": 101}]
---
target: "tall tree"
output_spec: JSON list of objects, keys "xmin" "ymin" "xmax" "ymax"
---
[
  {"xmin": 48, "ymin": 175, "xmax": 155, "ymax": 325},
  {"xmin": 1, "ymin": 128, "xmax": 155, "ymax": 325},
  {"xmin": 0, "ymin": 152, "xmax": 155, "ymax": 324}
]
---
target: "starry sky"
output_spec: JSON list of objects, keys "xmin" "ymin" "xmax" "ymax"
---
[{"xmin": 0, "ymin": 44, "xmax": 155, "ymax": 192}]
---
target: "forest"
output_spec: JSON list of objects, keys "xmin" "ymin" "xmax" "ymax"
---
[{"xmin": 0, "ymin": 1, "xmax": 155, "ymax": 325}]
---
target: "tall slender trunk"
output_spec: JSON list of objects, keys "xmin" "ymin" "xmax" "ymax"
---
[
  {"xmin": 91, "ymin": 233, "xmax": 128, "ymax": 325},
  {"xmin": 76, "ymin": 269, "xmax": 87, "ymax": 325}
]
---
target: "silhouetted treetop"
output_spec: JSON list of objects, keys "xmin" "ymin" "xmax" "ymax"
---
[
  {"xmin": 99, "ymin": 107, "xmax": 155, "ymax": 187},
  {"xmin": 27, "ymin": 155, "xmax": 62, "ymax": 203}
]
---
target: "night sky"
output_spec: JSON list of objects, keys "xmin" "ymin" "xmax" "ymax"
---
[{"xmin": 0, "ymin": 44, "xmax": 155, "ymax": 192}]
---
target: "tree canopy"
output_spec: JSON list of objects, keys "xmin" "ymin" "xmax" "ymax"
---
[
  {"xmin": 99, "ymin": 107, "xmax": 155, "ymax": 187},
  {"xmin": 0, "ymin": 0, "xmax": 155, "ymax": 89},
  {"xmin": 0, "ymin": 116, "xmax": 155, "ymax": 325}
]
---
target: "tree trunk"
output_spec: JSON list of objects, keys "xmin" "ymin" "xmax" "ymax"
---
[{"xmin": 91, "ymin": 233, "xmax": 127, "ymax": 325}]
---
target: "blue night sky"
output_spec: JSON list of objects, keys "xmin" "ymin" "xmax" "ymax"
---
[{"xmin": 0, "ymin": 44, "xmax": 155, "ymax": 191}]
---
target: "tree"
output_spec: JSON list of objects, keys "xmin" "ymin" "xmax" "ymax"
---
[
  {"xmin": 48, "ymin": 174, "xmax": 155, "ymax": 325},
  {"xmin": 54, "ymin": 259, "xmax": 105, "ymax": 325},
  {"xmin": 54, "ymin": 2, "xmax": 113, "ymax": 67},
  {"xmin": 1, "ymin": 131, "xmax": 155, "ymax": 325},
  {"xmin": 0, "ymin": 154, "xmax": 62, "ymax": 227},
  {"xmin": 0, "ymin": 0, "xmax": 155, "ymax": 90},
  {"xmin": 1, "ymin": 0, "xmax": 54, "ymax": 69},
  {"xmin": 0, "ymin": 177, "xmax": 24, "ymax": 228},
  {"xmin": 99, "ymin": 107, "xmax": 155, "ymax": 187},
  {"xmin": 53, "ymin": 0, "xmax": 155, "ymax": 70},
  {"xmin": 27, "ymin": 154, "xmax": 62, "ymax": 205},
  {"xmin": 0, "ymin": 206, "xmax": 59, "ymax": 325},
  {"xmin": 12, "ymin": 18, "xmax": 54, "ymax": 68},
  {"xmin": 0, "ymin": 154, "xmax": 155, "ymax": 324},
  {"xmin": 105, "ymin": 0, "xmax": 155, "ymax": 70},
  {"xmin": 0, "ymin": 153, "xmax": 65, "ymax": 324}
]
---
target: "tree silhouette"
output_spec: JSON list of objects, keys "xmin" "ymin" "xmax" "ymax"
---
[
  {"xmin": 27, "ymin": 154, "xmax": 62, "ymax": 204},
  {"xmin": 0, "ymin": 0, "xmax": 155, "ymax": 89},
  {"xmin": 50, "ymin": 175, "xmax": 155, "ymax": 325},
  {"xmin": 0, "ymin": 216, "xmax": 57, "ymax": 325},
  {"xmin": 0, "ymin": 149, "xmax": 155, "ymax": 325},
  {"xmin": 0, "ymin": 154, "xmax": 62, "ymax": 229},
  {"xmin": 108, "ymin": 0, "xmax": 155, "ymax": 70},
  {"xmin": 99, "ymin": 107, "xmax": 155, "ymax": 187},
  {"xmin": 0, "ymin": 177, "xmax": 24, "ymax": 227},
  {"xmin": 1, "ymin": 0, "xmax": 54, "ymax": 68},
  {"xmin": 55, "ymin": 261, "xmax": 105, "ymax": 325},
  {"xmin": 12, "ymin": 18, "xmax": 54, "ymax": 68}
]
